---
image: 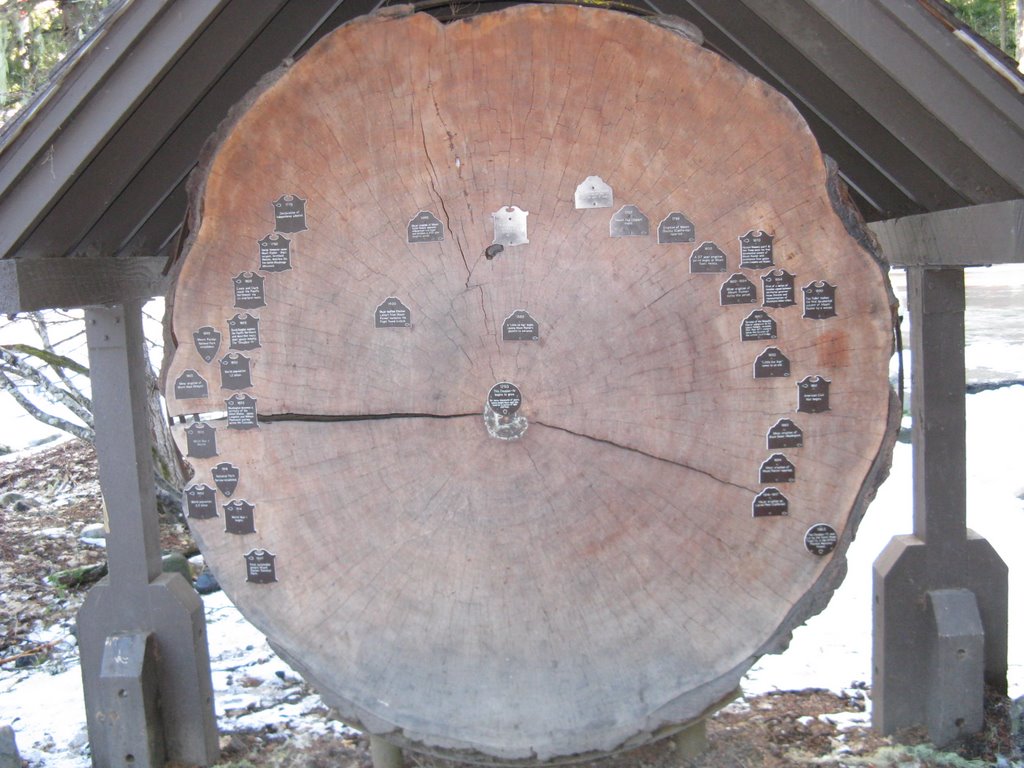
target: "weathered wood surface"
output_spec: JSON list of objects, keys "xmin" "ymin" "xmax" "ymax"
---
[{"xmin": 163, "ymin": 5, "xmax": 898, "ymax": 760}]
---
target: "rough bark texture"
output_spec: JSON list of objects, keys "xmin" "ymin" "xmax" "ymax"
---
[{"xmin": 163, "ymin": 5, "xmax": 898, "ymax": 761}]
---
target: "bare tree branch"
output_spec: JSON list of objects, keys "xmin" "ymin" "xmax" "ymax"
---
[
  {"xmin": 28, "ymin": 310, "xmax": 92, "ymax": 410},
  {"xmin": 0, "ymin": 347, "xmax": 94, "ymax": 428},
  {"xmin": 0, "ymin": 369, "xmax": 94, "ymax": 442}
]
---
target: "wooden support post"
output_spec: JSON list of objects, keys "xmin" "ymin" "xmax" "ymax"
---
[
  {"xmin": 94, "ymin": 633, "xmax": 165, "ymax": 768},
  {"xmin": 77, "ymin": 302, "xmax": 219, "ymax": 767},
  {"xmin": 369, "ymin": 736, "xmax": 404, "ymax": 768}
]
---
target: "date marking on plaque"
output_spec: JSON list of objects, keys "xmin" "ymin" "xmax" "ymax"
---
[
  {"xmin": 232, "ymin": 272, "xmax": 266, "ymax": 310},
  {"xmin": 502, "ymin": 310, "xmax": 539, "ymax": 341},
  {"xmin": 762, "ymin": 269, "xmax": 796, "ymax": 308},
  {"xmin": 739, "ymin": 230, "xmax": 774, "ymax": 269},
  {"xmin": 767, "ymin": 418, "xmax": 803, "ymax": 449},
  {"xmin": 375, "ymin": 297, "xmax": 411, "ymax": 328},
  {"xmin": 759, "ymin": 453, "xmax": 796, "ymax": 484},
  {"xmin": 184, "ymin": 422, "xmax": 218, "ymax": 459},
  {"xmin": 211, "ymin": 462, "xmax": 240, "ymax": 497},
  {"xmin": 183, "ymin": 484, "xmax": 218, "ymax": 520},
  {"xmin": 658, "ymin": 212, "xmax": 696, "ymax": 244},
  {"xmin": 803, "ymin": 281, "xmax": 837, "ymax": 319},
  {"xmin": 245, "ymin": 549, "xmax": 278, "ymax": 584},
  {"xmin": 193, "ymin": 327, "xmax": 221, "ymax": 363},
  {"xmin": 174, "ymin": 369, "xmax": 209, "ymax": 400},
  {"xmin": 610, "ymin": 205, "xmax": 650, "ymax": 237},
  {"xmin": 721, "ymin": 273, "xmax": 758, "ymax": 306},
  {"xmin": 407, "ymin": 211, "xmax": 445, "ymax": 243},
  {"xmin": 754, "ymin": 347, "xmax": 791, "ymax": 378},
  {"xmin": 797, "ymin": 376, "xmax": 831, "ymax": 413},
  {"xmin": 258, "ymin": 234, "xmax": 291, "ymax": 272},
  {"xmin": 273, "ymin": 194, "xmax": 307, "ymax": 233},
  {"xmin": 804, "ymin": 524, "xmax": 838, "ymax": 556},
  {"xmin": 690, "ymin": 242, "xmax": 727, "ymax": 273},
  {"xmin": 228, "ymin": 313, "xmax": 261, "ymax": 351},
  {"xmin": 753, "ymin": 487, "xmax": 789, "ymax": 517},
  {"xmin": 224, "ymin": 499, "xmax": 256, "ymax": 535},
  {"xmin": 487, "ymin": 382, "xmax": 522, "ymax": 416},
  {"xmin": 741, "ymin": 310, "xmax": 777, "ymax": 342},
  {"xmin": 226, "ymin": 394, "xmax": 258, "ymax": 430},
  {"xmin": 220, "ymin": 353, "xmax": 253, "ymax": 391}
]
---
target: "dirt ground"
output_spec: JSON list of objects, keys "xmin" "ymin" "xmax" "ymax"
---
[{"xmin": 1, "ymin": 440, "xmax": 1021, "ymax": 767}]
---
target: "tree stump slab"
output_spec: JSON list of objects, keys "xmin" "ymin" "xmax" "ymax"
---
[{"xmin": 163, "ymin": 5, "xmax": 899, "ymax": 761}]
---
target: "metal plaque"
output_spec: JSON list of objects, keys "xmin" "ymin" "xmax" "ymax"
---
[
  {"xmin": 739, "ymin": 230, "xmax": 775, "ymax": 269},
  {"xmin": 185, "ymin": 422, "xmax": 218, "ymax": 459},
  {"xmin": 767, "ymin": 418, "xmax": 803, "ymax": 449},
  {"xmin": 228, "ymin": 313, "xmax": 261, "ymax": 351},
  {"xmin": 492, "ymin": 206, "xmax": 529, "ymax": 246},
  {"xmin": 258, "ymin": 233, "xmax": 292, "ymax": 272},
  {"xmin": 245, "ymin": 549, "xmax": 278, "ymax": 584},
  {"xmin": 741, "ymin": 310, "xmax": 777, "ymax": 342},
  {"xmin": 487, "ymin": 382, "xmax": 522, "ymax": 416},
  {"xmin": 226, "ymin": 393, "xmax": 258, "ymax": 430},
  {"xmin": 797, "ymin": 376, "xmax": 831, "ymax": 413},
  {"xmin": 173, "ymin": 369, "xmax": 209, "ymax": 400},
  {"xmin": 609, "ymin": 205, "xmax": 650, "ymax": 237},
  {"xmin": 211, "ymin": 462, "xmax": 240, "ymax": 498},
  {"xmin": 761, "ymin": 269, "xmax": 796, "ymax": 308},
  {"xmin": 224, "ymin": 499, "xmax": 256, "ymax": 535},
  {"xmin": 720, "ymin": 273, "xmax": 757, "ymax": 305},
  {"xmin": 220, "ymin": 353, "xmax": 253, "ymax": 391},
  {"xmin": 193, "ymin": 327, "xmax": 221, "ymax": 363},
  {"xmin": 502, "ymin": 310, "xmax": 539, "ymax": 342},
  {"xmin": 574, "ymin": 176, "xmax": 614, "ymax": 209},
  {"xmin": 375, "ymin": 297, "xmax": 411, "ymax": 328},
  {"xmin": 183, "ymin": 484, "xmax": 218, "ymax": 520},
  {"xmin": 690, "ymin": 242, "xmax": 727, "ymax": 273},
  {"xmin": 407, "ymin": 210, "xmax": 445, "ymax": 243},
  {"xmin": 803, "ymin": 280, "xmax": 837, "ymax": 319},
  {"xmin": 753, "ymin": 347, "xmax": 791, "ymax": 378},
  {"xmin": 759, "ymin": 453, "xmax": 796, "ymax": 484},
  {"xmin": 273, "ymin": 194, "xmax": 307, "ymax": 233},
  {"xmin": 232, "ymin": 272, "xmax": 266, "ymax": 310},
  {"xmin": 752, "ymin": 487, "xmax": 789, "ymax": 517},
  {"xmin": 658, "ymin": 212, "xmax": 696, "ymax": 244},
  {"xmin": 804, "ymin": 523, "xmax": 838, "ymax": 556}
]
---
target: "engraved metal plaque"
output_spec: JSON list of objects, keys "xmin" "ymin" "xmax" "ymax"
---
[
  {"xmin": 753, "ymin": 347, "xmax": 791, "ymax": 378},
  {"xmin": 224, "ymin": 499, "xmax": 256, "ymax": 535},
  {"xmin": 193, "ymin": 327, "xmax": 221, "ymax": 363},
  {"xmin": 720, "ymin": 273, "xmax": 757, "ymax": 305},
  {"xmin": 173, "ymin": 369, "xmax": 209, "ymax": 400},
  {"xmin": 487, "ymin": 382, "xmax": 522, "ymax": 416},
  {"xmin": 753, "ymin": 487, "xmax": 789, "ymax": 517},
  {"xmin": 797, "ymin": 376, "xmax": 831, "ymax": 413},
  {"xmin": 804, "ymin": 523, "xmax": 838, "ymax": 556},
  {"xmin": 183, "ymin": 484, "xmax": 218, "ymax": 520},
  {"xmin": 273, "ymin": 194, "xmax": 307, "ymax": 233},
  {"xmin": 375, "ymin": 297, "xmax": 411, "ymax": 328},
  {"xmin": 741, "ymin": 310, "xmax": 777, "ymax": 342},
  {"xmin": 245, "ymin": 549, "xmax": 278, "ymax": 584},
  {"xmin": 767, "ymin": 418, "xmax": 803, "ymax": 449},
  {"xmin": 220, "ymin": 353, "xmax": 253, "ymax": 391},
  {"xmin": 226, "ymin": 393, "xmax": 258, "ymax": 430},
  {"xmin": 574, "ymin": 176, "xmax": 613, "ymax": 209},
  {"xmin": 803, "ymin": 281, "xmax": 837, "ymax": 319},
  {"xmin": 761, "ymin": 269, "xmax": 796, "ymax": 308},
  {"xmin": 492, "ymin": 206, "xmax": 529, "ymax": 246},
  {"xmin": 609, "ymin": 205, "xmax": 650, "ymax": 237},
  {"xmin": 211, "ymin": 462, "xmax": 240, "ymax": 498},
  {"xmin": 739, "ymin": 230, "xmax": 775, "ymax": 269},
  {"xmin": 184, "ymin": 422, "xmax": 218, "ymax": 459},
  {"xmin": 502, "ymin": 310, "xmax": 539, "ymax": 342},
  {"xmin": 658, "ymin": 212, "xmax": 696, "ymax": 244},
  {"xmin": 690, "ymin": 242, "xmax": 727, "ymax": 273},
  {"xmin": 228, "ymin": 313, "xmax": 261, "ymax": 351},
  {"xmin": 407, "ymin": 211, "xmax": 445, "ymax": 243},
  {"xmin": 759, "ymin": 453, "xmax": 796, "ymax": 484},
  {"xmin": 258, "ymin": 233, "xmax": 292, "ymax": 272},
  {"xmin": 232, "ymin": 272, "xmax": 266, "ymax": 310}
]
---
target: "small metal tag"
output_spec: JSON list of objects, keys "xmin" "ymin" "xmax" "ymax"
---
[
  {"xmin": 797, "ymin": 376, "xmax": 831, "ymax": 413},
  {"xmin": 767, "ymin": 418, "xmax": 803, "ymax": 449},
  {"xmin": 762, "ymin": 269, "xmax": 796, "ymax": 308},
  {"xmin": 232, "ymin": 272, "xmax": 266, "ymax": 310},
  {"xmin": 720, "ymin": 273, "xmax": 757, "ymax": 305},
  {"xmin": 759, "ymin": 453, "xmax": 796, "ymax": 484},
  {"xmin": 375, "ymin": 297, "xmax": 411, "ymax": 328},
  {"xmin": 226, "ymin": 393, "xmax": 258, "ymax": 430},
  {"xmin": 173, "ymin": 369, "xmax": 209, "ymax": 400},
  {"xmin": 220, "ymin": 353, "xmax": 253, "ymax": 391},
  {"xmin": 193, "ymin": 327, "xmax": 221, "ymax": 363},
  {"xmin": 502, "ymin": 310, "xmax": 539, "ymax": 341},
  {"xmin": 609, "ymin": 205, "xmax": 650, "ymax": 237},
  {"xmin": 273, "ymin": 194, "xmax": 307, "ymax": 233},
  {"xmin": 574, "ymin": 176, "xmax": 613, "ymax": 209},
  {"xmin": 183, "ymin": 484, "xmax": 218, "ymax": 520},
  {"xmin": 211, "ymin": 462, "xmax": 240, "ymax": 497},
  {"xmin": 487, "ymin": 382, "xmax": 522, "ymax": 416},
  {"xmin": 804, "ymin": 523, "xmax": 838, "ymax": 556},
  {"xmin": 753, "ymin": 347, "xmax": 791, "ymax": 378},
  {"xmin": 185, "ymin": 422, "xmax": 218, "ymax": 459},
  {"xmin": 258, "ymin": 233, "xmax": 292, "ymax": 272},
  {"xmin": 245, "ymin": 549, "xmax": 278, "ymax": 584},
  {"xmin": 658, "ymin": 212, "xmax": 696, "ymax": 244},
  {"xmin": 224, "ymin": 500, "xmax": 256, "ymax": 535},
  {"xmin": 803, "ymin": 281, "xmax": 837, "ymax": 319},
  {"xmin": 407, "ymin": 211, "xmax": 445, "ymax": 243},
  {"xmin": 753, "ymin": 487, "xmax": 789, "ymax": 517},
  {"xmin": 492, "ymin": 206, "xmax": 529, "ymax": 246},
  {"xmin": 739, "ymin": 230, "xmax": 774, "ymax": 269},
  {"xmin": 690, "ymin": 242, "xmax": 727, "ymax": 273},
  {"xmin": 228, "ymin": 313, "xmax": 261, "ymax": 351},
  {"xmin": 741, "ymin": 310, "xmax": 777, "ymax": 342}
]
